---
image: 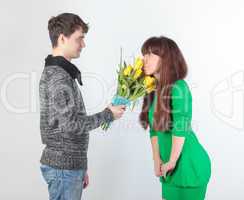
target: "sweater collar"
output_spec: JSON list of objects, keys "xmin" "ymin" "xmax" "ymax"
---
[{"xmin": 45, "ymin": 55, "xmax": 83, "ymax": 86}]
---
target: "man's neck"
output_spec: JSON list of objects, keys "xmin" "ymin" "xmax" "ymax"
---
[{"xmin": 52, "ymin": 48, "xmax": 71, "ymax": 62}]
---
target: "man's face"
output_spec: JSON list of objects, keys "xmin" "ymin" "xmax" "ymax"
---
[{"xmin": 61, "ymin": 27, "xmax": 86, "ymax": 59}]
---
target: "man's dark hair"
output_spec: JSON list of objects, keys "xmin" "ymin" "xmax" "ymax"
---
[{"xmin": 48, "ymin": 13, "xmax": 89, "ymax": 47}]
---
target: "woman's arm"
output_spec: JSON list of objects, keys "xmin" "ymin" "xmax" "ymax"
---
[
  {"xmin": 151, "ymin": 136, "xmax": 161, "ymax": 161},
  {"xmin": 161, "ymin": 136, "xmax": 185, "ymax": 178},
  {"xmin": 150, "ymin": 135, "xmax": 163, "ymax": 177},
  {"xmin": 169, "ymin": 136, "xmax": 185, "ymax": 165},
  {"xmin": 161, "ymin": 80, "xmax": 191, "ymax": 178}
]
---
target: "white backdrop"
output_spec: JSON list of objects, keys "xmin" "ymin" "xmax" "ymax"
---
[{"xmin": 0, "ymin": 0, "xmax": 243, "ymax": 199}]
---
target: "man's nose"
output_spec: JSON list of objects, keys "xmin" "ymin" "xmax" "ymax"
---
[{"xmin": 81, "ymin": 41, "xmax": 86, "ymax": 48}]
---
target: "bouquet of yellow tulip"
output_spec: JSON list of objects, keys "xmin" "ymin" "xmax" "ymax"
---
[{"xmin": 101, "ymin": 51, "xmax": 156, "ymax": 131}]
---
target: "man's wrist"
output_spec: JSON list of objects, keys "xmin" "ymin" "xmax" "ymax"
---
[{"xmin": 104, "ymin": 107, "xmax": 115, "ymax": 121}]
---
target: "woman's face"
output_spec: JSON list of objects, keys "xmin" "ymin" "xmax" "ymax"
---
[{"xmin": 143, "ymin": 52, "xmax": 161, "ymax": 76}]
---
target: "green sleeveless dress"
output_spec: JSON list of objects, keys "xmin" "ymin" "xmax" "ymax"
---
[{"xmin": 148, "ymin": 79, "xmax": 211, "ymax": 200}]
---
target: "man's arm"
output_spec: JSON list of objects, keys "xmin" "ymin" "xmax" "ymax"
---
[{"xmin": 47, "ymin": 72, "xmax": 123, "ymax": 134}]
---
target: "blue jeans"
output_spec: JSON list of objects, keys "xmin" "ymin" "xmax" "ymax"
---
[{"xmin": 40, "ymin": 165, "xmax": 86, "ymax": 200}]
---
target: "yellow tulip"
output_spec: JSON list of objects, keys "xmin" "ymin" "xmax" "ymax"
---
[
  {"xmin": 123, "ymin": 65, "xmax": 133, "ymax": 76},
  {"xmin": 143, "ymin": 76, "xmax": 155, "ymax": 88},
  {"xmin": 134, "ymin": 57, "xmax": 143, "ymax": 70},
  {"xmin": 146, "ymin": 85, "xmax": 156, "ymax": 93},
  {"xmin": 133, "ymin": 68, "xmax": 143, "ymax": 80},
  {"xmin": 143, "ymin": 76, "xmax": 156, "ymax": 93}
]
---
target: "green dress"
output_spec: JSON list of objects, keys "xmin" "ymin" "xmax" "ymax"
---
[{"xmin": 148, "ymin": 79, "xmax": 211, "ymax": 200}]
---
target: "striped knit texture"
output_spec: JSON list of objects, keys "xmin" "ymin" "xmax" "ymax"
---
[{"xmin": 39, "ymin": 65, "xmax": 114, "ymax": 170}]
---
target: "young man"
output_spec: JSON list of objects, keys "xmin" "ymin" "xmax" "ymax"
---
[{"xmin": 39, "ymin": 13, "xmax": 125, "ymax": 200}]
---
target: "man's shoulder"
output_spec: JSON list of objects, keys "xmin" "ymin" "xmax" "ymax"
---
[{"xmin": 41, "ymin": 65, "xmax": 72, "ymax": 84}]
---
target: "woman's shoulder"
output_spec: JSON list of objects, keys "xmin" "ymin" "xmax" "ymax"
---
[
  {"xmin": 171, "ymin": 79, "xmax": 192, "ymax": 112},
  {"xmin": 172, "ymin": 79, "xmax": 190, "ymax": 94}
]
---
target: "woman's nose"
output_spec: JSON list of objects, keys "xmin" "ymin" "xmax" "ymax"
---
[{"xmin": 143, "ymin": 57, "xmax": 147, "ymax": 65}]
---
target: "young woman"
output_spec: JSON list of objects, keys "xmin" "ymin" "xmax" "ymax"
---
[{"xmin": 139, "ymin": 36, "xmax": 211, "ymax": 200}]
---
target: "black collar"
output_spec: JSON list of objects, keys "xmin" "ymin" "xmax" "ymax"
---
[{"xmin": 45, "ymin": 55, "xmax": 83, "ymax": 86}]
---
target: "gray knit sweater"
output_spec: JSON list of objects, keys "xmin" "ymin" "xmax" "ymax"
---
[{"xmin": 39, "ymin": 55, "xmax": 114, "ymax": 170}]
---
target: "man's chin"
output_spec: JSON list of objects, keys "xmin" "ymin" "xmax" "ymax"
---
[{"xmin": 73, "ymin": 53, "xmax": 81, "ymax": 59}]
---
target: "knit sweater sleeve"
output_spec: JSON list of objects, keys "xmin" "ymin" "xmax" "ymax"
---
[{"xmin": 47, "ymin": 72, "xmax": 114, "ymax": 134}]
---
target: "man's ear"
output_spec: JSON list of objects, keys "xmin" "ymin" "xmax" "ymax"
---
[{"xmin": 58, "ymin": 34, "xmax": 66, "ymax": 46}]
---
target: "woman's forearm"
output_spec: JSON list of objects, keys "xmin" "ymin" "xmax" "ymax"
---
[
  {"xmin": 169, "ymin": 136, "xmax": 185, "ymax": 164},
  {"xmin": 150, "ymin": 136, "xmax": 161, "ymax": 161}
]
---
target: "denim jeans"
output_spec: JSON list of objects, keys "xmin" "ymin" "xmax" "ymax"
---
[{"xmin": 40, "ymin": 164, "xmax": 86, "ymax": 200}]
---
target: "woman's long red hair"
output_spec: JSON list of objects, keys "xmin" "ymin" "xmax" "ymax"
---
[{"xmin": 139, "ymin": 36, "xmax": 188, "ymax": 131}]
